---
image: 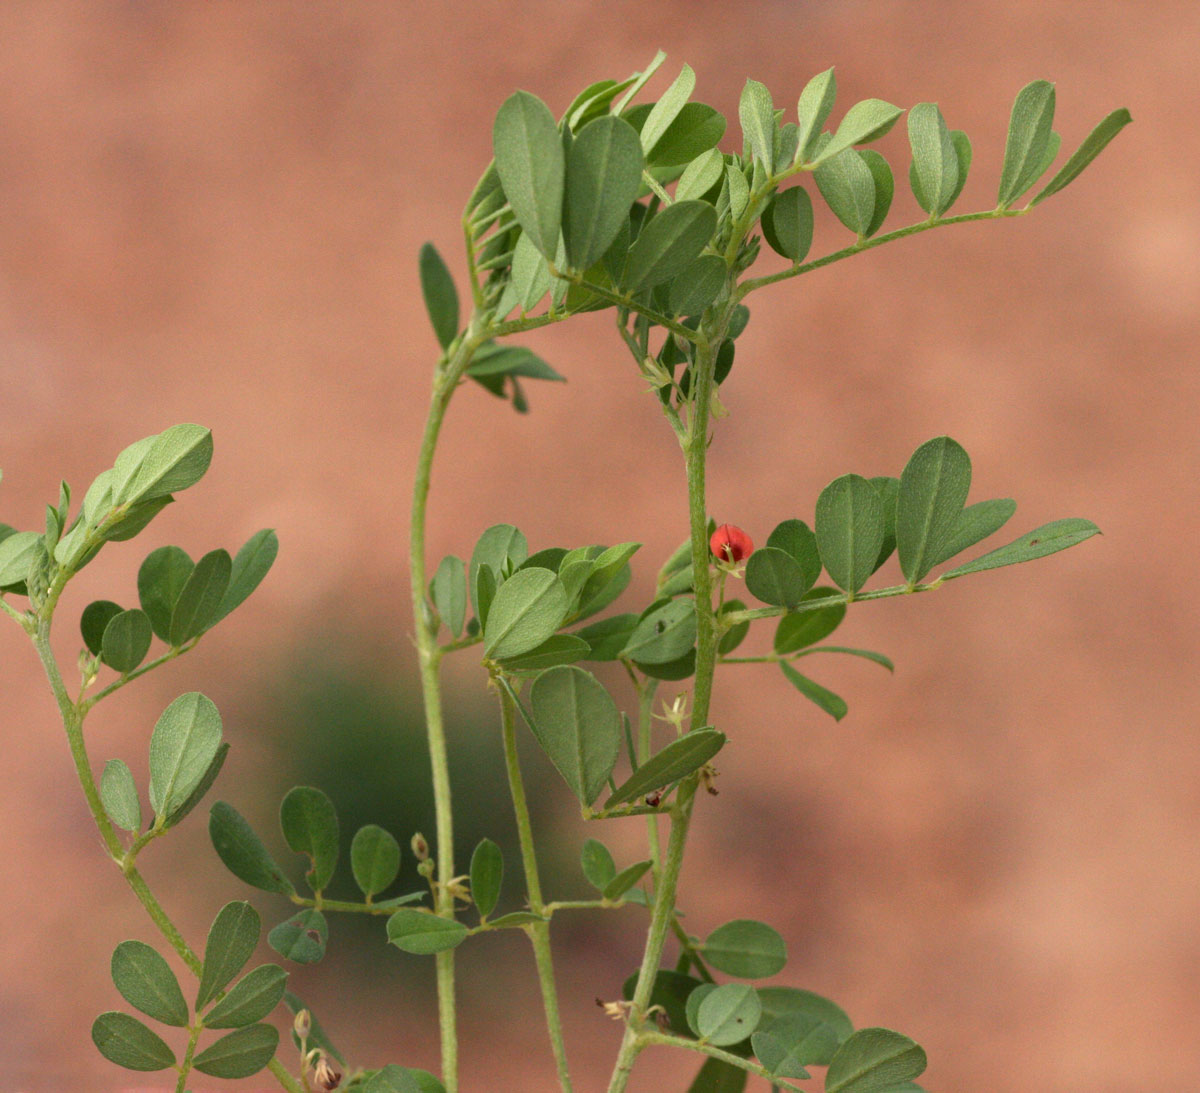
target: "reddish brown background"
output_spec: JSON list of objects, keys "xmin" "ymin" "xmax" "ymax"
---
[{"xmin": 2, "ymin": 2, "xmax": 1197, "ymax": 1091}]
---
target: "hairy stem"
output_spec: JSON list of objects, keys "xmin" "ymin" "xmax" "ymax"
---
[{"xmin": 499, "ymin": 683, "xmax": 574, "ymax": 1092}]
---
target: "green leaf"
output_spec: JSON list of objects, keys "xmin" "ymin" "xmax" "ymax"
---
[
  {"xmin": 753, "ymin": 1012, "xmax": 833, "ymax": 1077},
  {"xmin": 895, "ymin": 436, "xmax": 972, "ymax": 585},
  {"xmin": 111, "ymin": 940, "xmax": 188, "ymax": 1027},
  {"xmin": 580, "ymin": 838, "xmax": 617, "ymax": 890},
  {"xmin": 703, "ymin": 919, "xmax": 788, "ymax": 979},
  {"xmin": 138, "ymin": 546, "xmax": 194, "ymax": 642},
  {"xmin": 766, "ymin": 520, "xmax": 822, "ymax": 588},
  {"xmin": 640, "ymin": 64, "xmax": 695, "ymax": 157},
  {"xmin": 907, "ymin": 103, "xmax": 958, "ymax": 216},
  {"xmin": 775, "ymin": 587, "xmax": 846, "ymax": 654},
  {"xmin": 622, "ymin": 200, "xmax": 717, "ymax": 291},
  {"xmin": 758, "ymin": 987, "xmax": 853, "ymax": 1059},
  {"xmin": 211, "ymin": 529, "xmax": 278, "ymax": 627},
  {"xmin": 739, "ymin": 79, "xmax": 775, "ymax": 166},
  {"xmin": 496, "ymin": 633, "xmax": 589, "ymax": 672},
  {"xmin": 941, "ymin": 518, "xmax": 1100, "ymax": 579},
  {"xmin": 118, "ymin": 424, "xmax": 213, "ymax": 506},
  {"xmin": 687, "ymin": 1057, "xmax": 749, "ymax": 1093},
  {"xmin": 637, "ymin": 648, "xmax": 696, "ymax": 682},
  {"xmin": 103, "ymin": 495, "xmax": 174, "ymax": 544},
  {"xmin": 997, "ymin": 80, "xmax": 1056, "ymax": 208},
  {"xmin": 386, "ymin": 909, "xmax": 469, "ymax": 955},
  {"xmin": 418, "ymin": 242, "xmax": 459, "ymax": 350},
  {"xmin": 762, "ymin": 186, "xmax": 814, "ymax": 262},
  {"xmin": 796, "ymin": 67, "xmax": 837, "ymax": 163},
  {"xmin": 668, "ymin": 254, "xmax": 726, "ymax": 316},
  {"xmin": 621, "ymin": 599, "xmax": 697, "ymax": 664},
  {"xmin": 148, "ymin": 692, "xmax": 223, "ymax": 819},
  {"xmin": 644, "ymin": 100, "xmax": 726, "ymax": 165},
  {"xmin": 605, "ymin": 727, "xmax": 725, "ymax": 807},
  {"xmin": 493, "ymin": 91, "xmax": 564, "ymax": 260},
  {"xmin": 209, "ymin": 801, "xmax": 296, "ymax": 895},
  {"xmin": 676, "ymin": 148, "xmax": 725, "ymax": 202},
  {"xmin": 602, "ymin": 859, "xmax": 652, "ymax": 901},
  {"xmin": 525, "ymin": 665, "xmax": 621, "ymax": 805},
  {"xmin": 81, "ymin": 600, "xmax": 123, "ymax": 656},
  {"xmin": 487, "ymin": 911, "xmax": 548, "ymax": 928},
  {"xmin": 801, "ymin": 646, "xmax": 894, "ymax": 671},
  {"xmin": 268, "ymin": 909, "xmax": 328, "ymax": 964},
  {"xmin": 564, "ymin": 115, "xmax": 644, "ymax": 271},
  {"xmin": 780, "ymin": 661, "xmax": 847, "ymax": 720},
  {"xmin": 280, "ymin": 785, "xmax": 340, "ymax": 892},
  {"xmin": 432, "ymin": 555, "xmax": 467, "ymax": 638},
  {"xmin": 100, "ymin": 609, "xmax": 153, "ymax": 673},
  {"xmin": 363, "ymin": 1066, "xmax": 428, "ymax": 1093},
  {"xmin": 696, "ymin": 982, "xmax": 762, "ymax": 1046},
  {"xmin": 351, "ymin": 824, "xmax": 401, "ymax": 899},
  {"xmin": 1032, "ymin": 107, "xmax": 1131, "ymax": 205},
  {"xmin": 168, "ymin": 548, "xmax": 231, "ymax": 645},
  {"xmin": 811, "ymin": 99, "xmax": 903, "ymax": 167},
  {"xmin": 91, "ymin": 1011, "xmax": 175, "ymax": 1071},
  {"xmin": 470, "ymin": 525, "xmax": 527, "ymax": 608},
  {"xmin": 162, "ymin": 741, "xmax": 228, "ymax": 829},
  {"xmin": 869, "ymin": 476, "xmax": 901, "ymax": 573},
  {"xmin": 0, "ymin": 530, "xmax": 38, "ymax": 588},
  {"xmin": 483, "ymin": 567, "xmax": 569, "ymax": 660},
  {"xmin": 192, "ymin": 1023, "xmax": 279, "ymax": 1079},
  {"xmin": 686, "ymin": 983, "xmax": 718, "ymax": 1036},
  {"xmin": 196, "ymin": 901, "xmax": 260, "ymax": 1010},
  {"xmin": 717, "ymin": 598, "xmax": 750, "ymax": 655},
  {"xmin": 469, "ymin": 837, "xmax": 503, "ymax": 919},
  {"xmin": 100, "ymin": 759, "xmax": 142, "ymax": 832},
  {"xmin": 510, "ymin": 231, "xmax": 552, "ymax": 311},
  {"xmin": 856, "ymin": 149, "xmax": 893, "ymax": 239},
  {"xmin": 928, "ymin": 498, "xmax": 1016, "ymax": 567},
  {"xmin": 474, "ymin": 564, "xmax": 496, "ymax": 631},
  {"xmin": 825, "ymin": 1027, "xmax": 926, "ymax": 1092},
  {"xmin": 469, "ymin": 345, "xmax": 566, "ymax": 387},
  {"xmin": 203, "ymin": 964, "xmax": 288, "ymax": 1028},
  {"xmin": 746, "ymin": 547, "xmax": 811, "ymax": 608},
  {"xmin": 815, "ymin": 474, "xmax": 886, "ymax": 595},
  {"xmin": 814, "ymin": 149, "xmax": 876, "ymax": 236}
]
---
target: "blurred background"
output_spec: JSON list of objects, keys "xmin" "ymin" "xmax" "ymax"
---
[{"xmin": 1, "ymin": 2, "xmax": 1197, "ymax": 1090}]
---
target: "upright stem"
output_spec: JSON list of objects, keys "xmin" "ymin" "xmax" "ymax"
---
[
  {"xmin": 606, "ymin": 329, "xmax": 722, "ymax": 1093},
  {"xmin": 409, "ymin": 331, "xmax": 483, "ymax": 1093},
  {"xmin": 499, "ymin": 685, "xmax": 574, "ymax": 1093}
]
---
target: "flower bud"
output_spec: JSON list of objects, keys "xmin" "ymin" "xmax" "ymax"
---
[
  {"xmin": 710, "ymin": 524, "xmax": 753, "ymax": 564},
  {"xmin": 292, "ymin": 1008, "xmax": 312, "ymax": 1042},
  {"xmin": 411, "ymin": 832, "xmax": 429, "ymax": 861}
]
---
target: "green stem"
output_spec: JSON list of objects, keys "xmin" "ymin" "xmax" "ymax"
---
[
  {"xmin": 721, "ymin": 578, "xmax": 943, "ymax": 626},
  {"xmin": 636, "ymin": 679, "xmax": 663, "ymax": 884},
  {"xmin": 635, "ymin": 1029, "xmax": 804, "ymax": 1089},
  {"xmin": 82, "ymin": 644, "xmax": 189, "ymax": 711},
  {"xmin": 175, "ymin": 1026, "xmax": 201, "ymax": 1093},
  {"xmin": 738, "ymin": 208, "xmax": 1025, "ymax": 297},
  {"xmin": 498, "ymin": 683, "xmax": 574, "ymax": 1093}
]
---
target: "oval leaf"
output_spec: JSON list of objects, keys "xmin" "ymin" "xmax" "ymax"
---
[
  {"xmin": 825, "ymin": 1027, "xmax": 927, "ymax": 1093},
  {"xmin": 746, "ymin": 547, "xmax": 811, "ymax": 608},
  {"xmin": 100, "ymin": 759, "xmax": 142, "ymax": 833},
  {"xmin": 602, "ymin": 859, "xmax": 652, "ymax": 901},
  {"xmin": 564, "ymin": 115, "xmax": 644, "ymax": 271},
  {"xmin": 811, "ymin": 99, "xmax": 903, "ymax": 166},
  {"xmin": 696, "ymin": 982, "xmax": 762, "ymax": 1047},
  {"xmin": 493, "ymin": 91, "xmax": 564, "ymax": 260},
  {"xmin": 148, "ymin": 692, "xmax": 223, "ymax": 819},
  {"xmin": 118, "ymin": 423, "xmax": 213, "ymax": 506},
  {"xmin": 1032, "ymin": 107, "xmax": 1132, "ymax": 206},
  {"xmin": 622, "ymin": 200, "xmax": 718, "ymax": 291},
  {"xmin": 100, "ymin": 609, "xmax": 152, "ymax": 673},
  {"xmin": 605, "ymin": 727, "xmax": 726, "ymax": 808},
  {"xmin": 942, "ymin": 517, "xmax": 1100, "ymax": 580},
  {"xmin": 928, "ymin": 497, "xmax": 1016, "ymax": 568},
  {"xmin": 815, "ymin": 474, "xmax": 885, "ymax": 595},
  {"xmin": 762, "ymin": 186, "xmax": 814, "ymax": 263},
  {"xmin": 860, "ymin": 150, "xmax": 894, "ymax": 237},
  {"xmin": 469, "ymin": 837, "xmax": 503, "ymax": 919},
  {"xmin": 780, "ymin": 661, "xmax": 847, "ymax": 721},
  {"xmin": 352, "ymin": 824, "xmax": 402, "ymax": 899},
  {"xmin": 581, "ymin": 838, "xmax": 618, "ymax": 890},
  {"xmin": 138, "ymin": 545, "xmax": 194, "ymax": 642},
  {"xmin": 203, "ymin": 964, "xmax": 288, "ymax": 1029},
  {"xmin": 758, "ymin": 987, "xmax": 853, "ymax": 1058},
  {"xmin": 676, "ymin": 148, "xmax": 725, "ymax": 202},
  {"xmin": 483, "ymin": 567, "xmax": 569, "ymax": 660},
  {"xmin": 907, "ymin": 102, "xmax": 958, "ymax": 216},
  {"xmin": 775, "ymin": 587, "xmax": 847, "ymax": 654},
  {"xmin": 703, "ymin": 919, "xmax": 788, "ymax": 979},
  {"xmin": 432, "ymin": 555, "xmax": 467, "ymax": 638},
  {"xmin": 168, "ymin": 548, "xmax": 231, "ymax": 645},
  {"xmin": 621, "ymin": 599, "xmax": 697, "ymax": 664},
  {"xmin": 895, "ymin": 436, "xmax": 972, "ymax": 585},
  {"xmin": 526, "ymin": 665, "xmax": 621, "ymax": 806},
  {"xmin": 91, "ymin": 1011, "xmax": 175, "ymax": 1071},
  {"xmin": 111, "ymin": 940, "xmax": 188, "ymax": 1027},
  {"xmin": 796, "ymin": 67, "xmax": 838, "ymax": 164},
  {"xmin": 211, "ymin": 528, "xmax": 278, "ymax": 627},
  {"xmin": 196, "ymin": 901, "xmax": 261, "ymax": 1010},
  {"xmin": 814, "ymin": 149, "xmax": 876, "ymax": 236},
  {"xmin": 268, "ymin": 909, "xmax": 329, "ymax": 965},
  {"xmin": 997, "ymin": 79, "xmax": 1056, "ymax": 208},
  {"xmin": 752, "ymin": 1012, "xmax": 832, "ymax": 1078},
  {"xmin": 386, "ymin": 909, "xmax": 469, "ymax": 955},
  {"xmin": 640, "ymin": 64, "xmax": 696, "ymax": 156},
  {"xmin": 209, "ymin": 800, "xmax": 296, "ymax": 895},
  {"xmin": 418, "ymin": 242, "xmax": 459, "ymax": 350},
  {"xmin": 280, "ymin": 785, "xmax": 340, "ymax": 893},
  {"xmin": 192, "ymin": 1023, "xmax": 280, "ymax": 1079},
  {"xmin": 81, "ymin": 600, "xmax": 123, "ymax": 656}
]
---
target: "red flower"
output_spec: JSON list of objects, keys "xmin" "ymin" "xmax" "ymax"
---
[{"xmin": 710, "ymin": 524, "xmax": 753, "ymax": 564}]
